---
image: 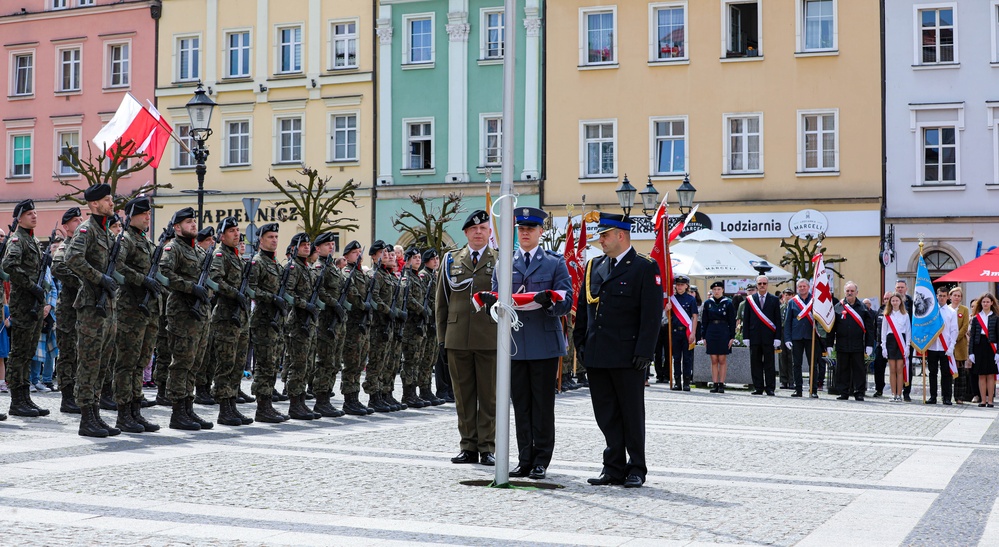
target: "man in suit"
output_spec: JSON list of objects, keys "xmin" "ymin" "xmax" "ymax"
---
[
  {"xmin": 573, "ymin": 213, "xmax": 661, "ymax": 489},
  {"xmin": 830, "ymin": 281, "xmax": 875, "ymax": 401},
  {"xmin": 485, "ymin": 207, "xmax": 572, "ymax": 480},
  {"xmin": 784, "ymin": 279, "xmax": 820, "ymax": 398},
  {"xmin": 742, "ymin": 275, "xmax": 782, "ymax": 396},
  {"xmin": 436, "ymin": 210, "xmax": 498, "ymax": 466}
]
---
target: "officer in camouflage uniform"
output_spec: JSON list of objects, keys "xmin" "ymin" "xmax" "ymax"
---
[
  {"xmin": 160, "ymin": 207, "xmax": 215, "ymax": 431},
  {"xmin": 52, "ymin": 207, "xmax": 83, "ymax": 414},
  {"xmin": 193, "ymin": 226, "xmax": 217, "ymax": 406},
  {"xmin": 380, "ymin": 249, "xmax": 409, "ymax": 411},
  {"xmin": 283, "ymin": 233, "xmax": 321, "ymax": 420},
  {"xmin": 207, "ymin": 217, "xmax": 253, "ymax": 426},
  {"xmin": 362, "ymin": 242, "xmax": 398, "ymax": 413},
  {"xmin": 418, "ymin": 249, "xmax": 445, "ymax": 406},
  {"xmin": 1, "ymin": 199, "xmax": 48, "ymax": 421},
  {"xmin": 112, "ymin": 197, "xmax": 162, "ymax": 434},
  {"xmin": 339, "ymin": 240, "xmax": 374, "ymax": 416},
  {"xmin": 400, "ymin": 248, "xmax": 430, "ymax": 408},
  {"xmin": 153, "ymin": 228, "xmax": 175, "ymax": 405},
  {"xmin": 98, "ymin": 215, "xmax": 124, "ymax": 412},
  {"xmin": 312, "ymin": 232, "xmax": 348, "ymax": 418},
  {"xmin": 248, "ymin": 223, "xmax": 290, "ymax": 423},
  {"xmin": 64, "ymin": 184, "xmax": 120, "ymax": 437}
]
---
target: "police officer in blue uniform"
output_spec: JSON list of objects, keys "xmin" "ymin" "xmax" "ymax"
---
[
  {"xmin": 490, "ymin": 207, "xmax": 572, "ymax": 480},
  {"xmin": 667, "ymin": 275, "xmax": 698, "ymax": 391}
]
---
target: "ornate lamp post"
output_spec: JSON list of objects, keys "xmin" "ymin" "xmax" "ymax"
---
[
  {"xmin": 615, "ymin": 174, "xmax": 637, "ymax": 217},
  {"xmin": 676, "ymin": 174, "xmax": 696, "ymax": 216},
  {"xmin": 185, "ymin": 82, "xmax": 217, "ymax": 230},
  {"xmin": 639, "ymin": 176, "xmax": 660, "ymax": 218}
]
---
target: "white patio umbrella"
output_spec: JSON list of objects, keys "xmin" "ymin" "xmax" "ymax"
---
[{"xmin": 669, "ymin": 229, "xmax": 792, "ymax": 282}]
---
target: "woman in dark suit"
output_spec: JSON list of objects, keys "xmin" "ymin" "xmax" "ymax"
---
[
  {"xmin": 970, "ymin": 293, "xmax": 999, "ymax": 408},
  {"xmin": 701, "ymin": 281, "xmax": 736, "ymax": 393}
]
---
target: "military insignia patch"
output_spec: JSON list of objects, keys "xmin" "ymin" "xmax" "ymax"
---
[
  {"xmin": 164, "ymin": 246, "xmax": 171, "ymax": 251},
  {"xmin": 79, "ymin": 228, "xmax": 87, "ymax": 233},
  {"xmin": 10, "ymin": 237, "xmax": 18, "ymax": 242},
  {"xmin": 655, "ymin": 275, "xmax": 661, "ymax": 286}
]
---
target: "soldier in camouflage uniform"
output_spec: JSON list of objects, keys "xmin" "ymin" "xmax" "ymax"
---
[
  {"xmin": 363, "ymin": 242, "xmax": 398, "ymax": 413},
  {"xmin": 153, "ymin": 228, "xmax": 175, "ymax": 405},
  {"xmin": 379, "ymin": 249, "xmax": 410, "ymax": 411},
  {"xmin": 417, "ymin": 250, "xmax": 445, "ymax": 405},
  {"xmin": 112, "ymin": 197, "xmax": 162, "ymax": 433},
  {"xmin": 283, "ymin": 233, "xmax": 321, "ymax": 420},
  {"xmin": 64, "ymin": 185, "xmax": 121, "ymax": 437},
  {"xmin": 248, "ymin": 223, "xmax": 290, "ymax": 423},
  {"xmin": 312, "ymin": 232, "xmax": 348, "ymax": 418},
  {"xmin": 339, "ymin": 240, "xmax": 374, "ymax": 416},
  {"xmin": 52, "ymin": 207, "xmax": 83, "ymax": 414},
  {"xmin": 1, "ymin": 199, "xmax": 47, "ymax": 421},
  {"xmin": 207, "ymin": 217, "xmax": 253, "ymax": 426},
  {"xmin": 399, "ymin": 248, "xmax": 430, "ymax": 408},
  {"xmin": 193, "ymin": 227, "xmax": 217, "ymax": 406},
  {"xmin": 160, "ymin": 207, "xmax": 215, "ymax": 431}
]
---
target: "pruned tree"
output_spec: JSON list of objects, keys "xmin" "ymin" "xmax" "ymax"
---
[
  {"xmin": 391, "ymin": 192, "xmax": 464, "ymax": 254},
  {"xmin": 779, "ymin": 234, "xmax": 846, "ymax": 284},
  {"xmin": 267, "ymin": 167, "xmax": 360, "ymax": 239},
  {"xmin": 540, "ymin": 205, "xmax": 576, "ymax": 253},
  {"xmin": 56, "ymin": 138, "xmax": 172, "ymax": 209}
]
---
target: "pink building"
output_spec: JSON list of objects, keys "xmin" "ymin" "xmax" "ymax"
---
[{"xmin": 0, "ymin": 0, "xmax": 159, "ymax": 231}]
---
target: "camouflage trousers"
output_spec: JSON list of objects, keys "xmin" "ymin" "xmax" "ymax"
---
[
  {"xmin": 7, "ymin": 304, "xmax": 44, "ymax": 390},
  {"xmin": 284, "ymin": 319, "xmax": 316, "ymax": 397},
  {"xmin": 55, "ymin": 300, "xmax": 77, "ymax": 388},
  {"xmin": 400, "ymin": 323, "xmax": 427, "ymax": 387},
  {"xmin": 313, "ymin": 324, "xmax": 343, "ymax": 394},
  {"xmin": 210, "ymin": 320, "xmax": 249, "ymax": 400},
  {"xmin": 166, "ymin": 318, "xmax": 208, "ymax": 402},
  {"xmin": 378, "ymin": 332, "xmax": 404, "ymax": 395},
  {"xmin": 194, "ymin": 324, "xmax": 214, "ymax": 388},
  {"xmin": 250, "ymin": 324, "xmax": 284, "ymax": 398},
  {"xmin": 340, "ymin": 320, "xmax": 369, "ymax": 396},
  {"xmin": 113, "ymin": 309, "xmax": 158, "ymax": 404},
  {"xmin": 74, "ymin": 307, "xmax": 115, "ymax": 406},
  {"xmin": 418, "ymin": 333, "xmax": 438, "ymax": 388},
  {"xmin": 362, "ymin": 322, "xmax": 392, "ymax": 395},
  {"xmin": 153, "ymin": 314, "xmax": 171, "ymax": 386}
]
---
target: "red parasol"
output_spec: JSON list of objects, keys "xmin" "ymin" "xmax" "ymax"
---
[{"xmin": 936, "ymin": 248, "xmax": 999, "ymax": 283}]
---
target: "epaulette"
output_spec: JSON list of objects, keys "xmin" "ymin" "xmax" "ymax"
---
[
  {"xmin": 635, "ymin": 252, "xmax": 655, "ymax": 263},
  {"xmin": 545, "ymin": 249, "xmax": 562, "ymax": 258}
]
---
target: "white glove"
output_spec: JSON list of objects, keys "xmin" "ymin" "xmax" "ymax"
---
[
  {"xmin": 946, "ymin": 348, "xmax": 953, "ymax": 357},
  {"xmin": 785, "ymin": 341, "xmax": 793, "ymax": 350},
  {"xmin": 969, "ymin": 355, "xmax": 975, "ymax": 365},
  {"xmin": 745, "ymin": 340, "xmax": 750, "ymax": 348},
  {"xmin": 865, "ymin": 346, "xmax": 873, "ymax": 357},
  {"xmin": 773, "ymin": 340, "xmax": 781, "ymax": 349},
  {"xmin": 882, "ymin": 347, "xmax": 887, "ymax": 359},
  {"xmin": 995, "ymin": 355, "xmax": 998, "ymax": 366}
]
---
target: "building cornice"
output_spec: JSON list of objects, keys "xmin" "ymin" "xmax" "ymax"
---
[{"xmin": 0, "ymin": 1, "xmax": 154, "ymax": 24}]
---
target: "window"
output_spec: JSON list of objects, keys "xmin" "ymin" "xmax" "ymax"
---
[
  {"xmin": 225, "ymin": 31, "xmax": 251, "ymax": 78},
  {"xmin": 923, "ymin": 126, "xmax": 957, "ymax": 184},
  {"xmin": 52, "ymin": 0, "xmax": 67, "ymax": 9},
  {"xmin": 481, "ymin": 115, "xmax": 502, "ymax": 166},
  {"xmin": 56, "ymin": 131, "xmax": 79, "ymax": 176},
  {"xmin": 652, "ymin": 117, "xmax": 686, "ymax": 175},
  {"xmin": 918, "ymin": 7, "xmax": 955, "ymax": 65},
  {"xmin": 331, "ymin": 114, "xmax": 357, "ymax": 162},
  {"xmin": 277, "ymin": 26, "xmax": 303, "ymax": 73},
  {"xmin": 331, "ymin": 20, "xmax": 358, "ymax": 69},
  {"xmin": 175, "ymin": 124, "xmax": 194, "ymax": 168},
  {"xmin": 725, "ymin": 114, "xmax": 763, "ymax": 174},
  {"xmin": 650, "ymin": 3, "xmax": 686, "ymax": 61},
  {"xmin": 724, "ymin": 1, "xmax": 761, "ymax": 58},
  {"xmin": 11, "ymin": 53, "xmax": 33, "ymax": 96},
  {"xmin": 404, "ymin": 119, "xmax": 434, "ymax": 171},
  {"xmin": 277, "ymin": 117, "xmax": 303, "ymax": 163},
  {"xmin": 802, "ymin": 0, "xmax": 835, "ymax": 51},
  {"xmin": 107, "ymin": 43, "xmax": 129, "ymax": 87},
  {"xmin": 79, "ymin": 0, "xmax": 94, "ymax": 5},
  {"xmin": 581, "ymin": 121, "xmax": 616, "ymax": 177},
  {"xmin": 177, "ymin": 36, "xmax": 200, "ymax": 81},
  {"xmin": 581, "ymin": 8, "xmax": 617, "ymax": 65},
  {"xmin": 58, "ymin": 47, "xmax": 82, "ymax": 92},
  {"xmin": 10, "ymin": 134, "xmax": 31, "ymax": 178},
  {"xmin": 225, "ymin": 120, "xmax": 250, "ymax": 166},
  {"xmin": 482, "ymin": 10, "xmax": 505, "ymax": 59},
  {"xmin": 405, "ymin": 15, "xmax": 434, "ymax": 65},
  {"xmin": 924, "ymin": 251, "xmax": 957, "ymax": 271},
  {"xmin": 799, "ymin": 111, "xmax": 838, "ymax": 172}
]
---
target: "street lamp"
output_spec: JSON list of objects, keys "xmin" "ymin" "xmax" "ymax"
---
[
  {"xmin": 639, "ymin": 176, "xmax": 660, "ymax": 217},
  {"xmin": 676, "ymin": 174, "xmax": 696, "ymax": 215},
  {"xmin": 615, "ymin": 174, "xmax": 637, "ymax": 218},
  {"xmin": 185, "ymin": 82, "xmax": 217, "ymax": 230}
]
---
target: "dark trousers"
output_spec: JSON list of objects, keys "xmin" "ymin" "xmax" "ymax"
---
[
  {"xmin": 792, "ymin": 339, "xmax": 816, "ymax": 394},
  {"xmin": 671, "ymin": 331, "xmax": 693, "ymax": 383},
  {"xmin": 837, "ymin": 351, "xmax": 866, "ymax": 396},
  {"xmin": 434, "ymin": 347, "xmax": 453, "ymax": 396},
  {"xmin": 511, "ymin": 358, "xmax": 558, "ymax": 468},
  {"xmin": 927, "ymin": 350, "xmax": 952, "ymax": 402},
  {"xmin": 903, "ymin": 357, "xmax": 914, "ymax": 397},
  {"xmin": 749, "ymin": 344, "xmax": 776, "ymax": 392},
  {"xmin": 872, "ymin": 348, "xmax": 887, "ymax": 393},
  {"xmin": 653, "ymin": 326, "xmax": 668, "ymax": 380},
  {"xmin": 587, "ymin": 367, "xmax": 646, "ymax": 480},
  {"xmin": 779, "ymin": 342, "xmax": 793, "ymax": 387}
]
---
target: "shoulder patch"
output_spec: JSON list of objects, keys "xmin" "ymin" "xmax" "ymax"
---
[
  {"xmin": 9, "ymin": 236, "xmax": 17, "ymax": 242},
  {"xmin": 215, "ymin": 252, "xmax": 223, "ymax": 257},
  {"xmin": 79, "ymin": 228, "xmax": 87, "ymax": 233},
  {"xmin": 164, "ymin": 246, "xmax": 172, "ymax": 251},
  {"xmin": 251, "ymin": 260, "xmax": 257, "ymax": 265}
]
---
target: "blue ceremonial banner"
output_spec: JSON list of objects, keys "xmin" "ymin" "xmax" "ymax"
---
[{"xmin": 910, "ymin": 253, "xmax": 944, "ymax": 353}]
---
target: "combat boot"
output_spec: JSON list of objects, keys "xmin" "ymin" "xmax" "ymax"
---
[
  {"xmin": 254, "ymin": 396, "xmax": 286, "ymax": 423},
  {"xmin": 368, "ymin": 392, "xmax": 392, "ymax": 413},
  {"xmin": 99, "ymin": 383, "xmax": 117, "ymax": 411},
  {"xmin": 288, "ymin": 393, "xmax": 317, "ymax": 420},
  {"xmin": 216, "ymin": 398, "xmax": 243, "ymax": 427},
  {"xmin": 386, "ymin": 390, "xmax": 407, "ymax": 411},
  {"xmin": 237, "ymin": 388, "xmax": 255, "ymax": 403},
  {"xmin": 313, "ymin": 392, "xmax": 343, "ymax": 418},
  {"xmin": 185, "ymin": 397, "xmax": 214, "ymax": 429},
  {"xmin": 230, "ymin": 398, "xmax": 253, "ymax": 425},
  {"xmin": 139, "ymin": 395, "xmax": 156, "ymax": 408},
  {"xmin": 60, "ymin": 383, "xmax": 81, "ymax": 414},
  {"xmin": 420, "ymin": 385, "xmax": 445, "ymax": 406},
  {"xmin": 169, "ymin": 399, "xmax": 201, "ymax": 430},
  {"xmin": 401, "ymin": 385, "xmax": 420, "ymax": 408},
  {"xmin": 131, "ymin": 399, "xmax": 160, "ymax": 432},
  {"xmin": 91, "ymin": 404, "xmax": 121, "ymax": 436},
  {"xmin": 78, "ymin": 404, "xmax": 108, "ymax": 438},
  {"xmin": 194, "ymin": 384, "xmax": 216, "ymax": 406},
  {"xmin": 115, "ymin": 405, "xmax": 145, "ymax": 434},
  {"xmin": 155, "ymin": 384, "xmax": 171, "ymax": 406},
  {"xmin": 272, "ymin": 387, "xmax": 289, "ymax": 402},
  {"xmin": 342, "ymin": 392, "xmax": 367, "ymax": 416},
  {"xmin": 10, "ymin": 386, "xmax": 40, "ymax": 417},
  {"xmin": 22, "ymin": 386, "xmax": 50, "ymax": 416}
]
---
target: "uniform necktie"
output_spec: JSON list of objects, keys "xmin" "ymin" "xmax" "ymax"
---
[
  {"xmin": 609, "ymin": 257, "xmax": 617, "ymax": 275},
  {"xmin": 524, "ymin": 251, "xmax": 531, "ymax": 269},
  {"xmin": 472, "ymin": 250, "xmax": 479, "ymax": 267}
]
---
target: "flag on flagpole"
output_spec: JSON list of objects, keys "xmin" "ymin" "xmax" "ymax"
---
[
  {"xmin": 811, "ymin": 254, "xmax": 835, "ymax": 332},
  {"xmin": 649, "ymin": 194, "xmax": 671, "ymax": 309},
  {"xmin": 485, "ymin": 187, "xmax": 498, "ymax": 250},
  {"xmin": 136, "ymin": 101, "xmax": 174, "ymax": 169},
  {"xmin": 911, "ymin": 253, "xmax": 944, "ymax": 353},
  {"xmin": 668, "ymin": 204, "xmax": 698, "ymax": 243},
  {"xmin": 563, "ymin": 219, "xmax": 583, "ymax": 312},
  {"xmin": 94, "ymin": 93, "xmax": 158, "ymax": 156}
]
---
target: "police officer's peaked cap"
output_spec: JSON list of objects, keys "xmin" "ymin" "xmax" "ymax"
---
[
  {"xmin": 515, "ymin": 207, "xmax": 547, "ymax": 227},
  {"xmin": 369, "ymin": 240, "xmax": 388, "ymax": 256},
  {"xmin": 258, "ymin": 222, "xmax": 279, "ymax": 237},
  {"xmin": 83, "ymin": 183, "xmax": 111, "ymax": 202},
  {"xmin": 314, "ymin": 232, "xmax": 336, "ymax": 246},
  {"xmin": 61, "ymin": 207, "xmax": 82, "ymax": 225},
  {"xmin": 462, "ymin": 210, "xmax": 489, "ymax": 231},
  {"xmin": 124, "ymin": 197, "xmax": 151, "ymax": 217},
  {"xmin": 196, "ymin": 226, "xmax": 215, "ymax": 242},
  {"xmin": 12, "ymin": 199, "xmax": 34, "ymax": 219},
  {"xmin": 343, "ymin": 240, "xmax": 361, "ymax": 254},
  {"xmin": 674, "ymin": 274, "xmax": 690, "ymax": 284},
  {"xmin": 171, "ymin": 207, "xmax": 196, "ymax": 225},
  {"xmin": 217, "ymin": 216, "xmax": 239, "ymax": 234},
  {"xmin": 595, "ymin": 212, "xmax": 632, "ymax": 234}
]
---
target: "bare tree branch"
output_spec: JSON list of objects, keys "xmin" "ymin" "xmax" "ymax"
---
[
  {"xmin": 391, "ymin": 192, "xmax": 465, "ymax": 255},
  {"xmin": 266, "ymin": 167, "xmax": 360, "ymax": 239},
  {"xmin": 55, "ymin": 138, "xmax": 172, "ymax": 209}
]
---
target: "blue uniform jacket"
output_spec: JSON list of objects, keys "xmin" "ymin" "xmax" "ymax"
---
[
  {"xmin": 783, "ymin": 295, "xmax": 815, "ymax": 342},
  {"xmin": 492, "ymin": 248, "xmax": 573, "ymax": 360}
]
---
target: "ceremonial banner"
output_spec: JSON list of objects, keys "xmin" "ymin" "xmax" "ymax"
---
[
  {"xmin": 811, "ymin": 254, "xmax": 835, "ymax": 332},
  {"xmin": 911, "ymin": 253, "xmax": 944, "ymax": 353}
]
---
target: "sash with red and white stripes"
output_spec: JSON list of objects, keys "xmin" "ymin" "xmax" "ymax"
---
[
  {"xmin": 671, "ymin": 295, "xmax": 692, "ymax": 333},
  {"xmin": 747, "ymin": 295, "xmax": 776, "ymax": 332},
  {"xmin": 885, "ymin": 313, "xmax": 909, "ymax": 384},
  {"xmin": 842, "ymin": 303, "xmax": 866, "ymax": 333},
  {"xmin": 793, "ymin": 295, "xmax": 813, "ymax": 325},
  {"xmin": 938, "ymin": 335, "xmax": 958, "ymax": 377}
]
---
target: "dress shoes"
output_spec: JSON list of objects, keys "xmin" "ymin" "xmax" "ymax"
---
[
  {"xmin": 766, "ymin": 391, "xmax": 775, "ymax": 396},
  {"xmin": 622, "ymin": 474, "xmax": 645, "ymax": 488},
  {"xmin": 451, "ymin": 450, "xmax": 477, "ymax": 464},
  {"xmin": 670, "ymin": 385, "xmax": 682, "ymax": 391},
  {"xmin": 855, "ymin": 395, "xmax": 865, "ymax": 401},
  {"xmin": 836, "ymin": 394, "xmax": 850, "ymax": 400},
  {"xmin": 529, "ymin": 465, "xmax": 547, "ymax": 480},
  {"xmin": 790, "ymin": 391, "xmax": 803, "ymax": 398},
  {"xmin": 479, "ymin": 452, "xmax": 496, "ymax": 466},
  {"xmin": 926, "ymin": 398, "xmax": 937, "ymax": 405},
  {"xmin": 810, "ymin": 393, "xmax": 819, "ymax": 399},
  {"xmin": 751, "ymin": 390, "xmax": 764, "ymax": 395},
  {"xmin": 587, "ymin": 474, "xmax": 623, "ymax": 486},
  {"xmin": 509, "ymin": 465, "xmax": 531, "ymax": 478}
]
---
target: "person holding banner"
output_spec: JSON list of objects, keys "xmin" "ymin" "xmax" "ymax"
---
[
  {"xmin": 830, "ymin": 282, "xmax": 875, "ymax": 401},
  {"xmin": 925, "ymin": 287, "xmax": 958, "ymax": 405},
  {"xmin": 880, "ymin": 293, "xmax": 910, "ymax": 402},
  {"xmin": 742, "ymin": 276, "xmax": 782, "ymax": 396},
  {"xmin": 969, "ymin": 293, "xmax": 999, "ymax": 408},
  {"xmin": 784, "ymin": 279, "xmax": 818, "ymax": 398},
  {"xmin": 701, "ymin": 281, "xmax": 736, "ymax": 393}
]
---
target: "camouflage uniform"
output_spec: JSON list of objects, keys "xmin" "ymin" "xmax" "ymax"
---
[
  {"xmin": 248, "ymin": 250, "xmax": 285, "ymax": 397},
  {"xmin": 160, "ymin": 236, "xmax": 208, "ymax": 402},
  {"xmin": 2, "ymin": 226, "xmax": 44, "ymax": 391},
  {"xmin": 284, "ymin": 256, "xmax": 316, "ymax": 397},
  {"xmin": 340, "ymin": 262, "xmax": 370, "ymax": 397},
  {"xmin": 400, "ymin": 267, "xmax": 428, "ymax": 388},
  {"xmin": 153, "ymin": 288, "xmax": 172, "ymax": 387},
  {"xmin": 113, "ymin": 225, "xmax": 160, "ymax": 404},
  {"xmin": 52, "ymin": 236, "xmax": 80, "ymax": 390},
  {"xmin": 314, "ymin": 259, "xmax": 350, "ymax": 395},
  {"xmin": 209, "ymin": 244, "xmax": 250, "ymax": 401},
  {"xmin": 362, "ymin": 266, "xmax": 396, "ymax": 395},
  {"xmin": 418, "ymin": 266, "xmax": 439, "ymax": 390}
]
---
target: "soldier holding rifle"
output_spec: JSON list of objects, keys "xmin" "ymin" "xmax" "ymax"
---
[
  {"xmin": 339, "ymin": 240, "xmax": 375, "ymax": 416},
  {"xmin": 247, "ymin": 223, "xmax": 289, "ymax": 423},
  {"xmin": 313, "ymin": 231, "xmax": 348, "ymax": 418}
]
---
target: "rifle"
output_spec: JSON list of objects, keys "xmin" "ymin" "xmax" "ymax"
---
[
  {"xmin": 357, "ymin": 261, "xmax": 377, "ymax": 335},
  {"xmin": 229, "ymin": 255, "xmax": 256, "ymax": 325},
  {"xmin": 418, "ymin": 269, "xmax": 434, "ymax": 337},
  {"xmin": 0, "ymin": 220, "xmax": 19, "ymax": 281},
  {"xmin": 302, "ymin": 254, "xmax": 331, "ymax": 331},
  {"xmin": 395, "ymin": 268, "xmax": 412, "ymax": 338},
  {"xmin": 270, "ymin": 258, "xmax": 295, "ymax": 328},
  {"xmin": 386, "ymin": 269, "xmax": 404, "ymax": 337},
  {"xmin": 327, "ymin": 257, "xmax": 358, "ymax": 334},
  {"xmin": 95, "ymin": 214, "xmax": 132, "ymax": 318},
  {"xmin": 138, "ymin": 228, "xmax": 172, "ymax": 317},
  {"xmin": 28, "ymin": 227, "xmax": 59, "ymax": 319},
  {"xmin": 190, "ymin": 243, "xmax": 220, "ymax": 320}
]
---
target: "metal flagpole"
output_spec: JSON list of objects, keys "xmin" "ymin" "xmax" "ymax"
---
[{"xmin": 493, "ymin": 0, "xmax": 517, "ymax": 487}]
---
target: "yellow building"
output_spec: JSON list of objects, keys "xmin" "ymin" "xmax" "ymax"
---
[
  {"xmin": 545, "ymin": 0, "xmax": 883, "ymax": 296},
  {"xmin": 154, "ymin": 0, "xmax": 374, "ymax": 252}
]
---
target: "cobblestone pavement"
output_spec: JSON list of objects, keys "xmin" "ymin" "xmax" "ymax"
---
[{"xmin": 0, "ymin": 377, "xmax": 997, "ymax": 546}]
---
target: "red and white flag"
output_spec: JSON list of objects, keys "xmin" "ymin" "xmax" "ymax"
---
[
  {"xmin": 811, "ymin": 254, "xmax": 836, "ymax": 331},
  {"xmin": 472, "ymin": 290, "xmax": 566, "ymax": 313},
  {"xmin": 135, "ymin": 101, "xmax": 174, "ymax": 169},
  {"xmin": 93, "ymin": 93, "xmax": 173, "ymax": 168},
  {"xmin": 563, "ymin": 220, "xmax": 582, "ymax": 312}
]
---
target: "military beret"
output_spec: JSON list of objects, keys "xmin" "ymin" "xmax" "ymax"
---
[
  {"xmin": 314, "ymin": 232, "xmax": 336, "ymax": 246},
  {"xmin": 515, "ymin": 207, "xmax": 547, "ymax": 227},
  {"xmin": 369, "ymin": 239, "xmax": 388, "ymax": 256},
  {"xmin": 422, "ymin": 249, "xmax": 438, "ymax": 263},
  {"xmin": 108, "ymin": 214, "xmax": 121, "ymax": 227},
  {"xmin": 12, "ymin": 199, "xmax": 34, "ymax": 219},
  {"xmin": 710, "ymin": 281, "xmax": 725, "ymax": 290},
  {"xmin": 258, "ymin": 222, "xmax": 279, "ymax": 237},
  {"xmin": 217, "ymin": 216, "xmax": 239, "ymax": 234},
  {"xmin": 404, "ymin": 246, "xmax": 420, "ymax": 260},
  {"xmin": 343, "ymin": 240, "xmax": 361, "ymax": 254},
  {"xmin": 196, "ymin": 227, "xmax": 215, "ymax": 242},
  {"xmin": 289, "ymin": 232, "xmax": 310, "ymax": 249},
  {"xmin": 171, "ymin": 207, "xmax": 196, "ymax": 225},
  {"xmin": 83, "ymin": 183, "xmax": 111, "ymax": 202},
  {"xmin": 462, "ymin": 210, "xmax": 489, "ymax": 231},
  {"xmin": 60, "ymin": 207, "xmax": 82, "ymax": 225},
  {"xmin": 124, "ymin": 197, "xmax": 151, "ymax": 217}
]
